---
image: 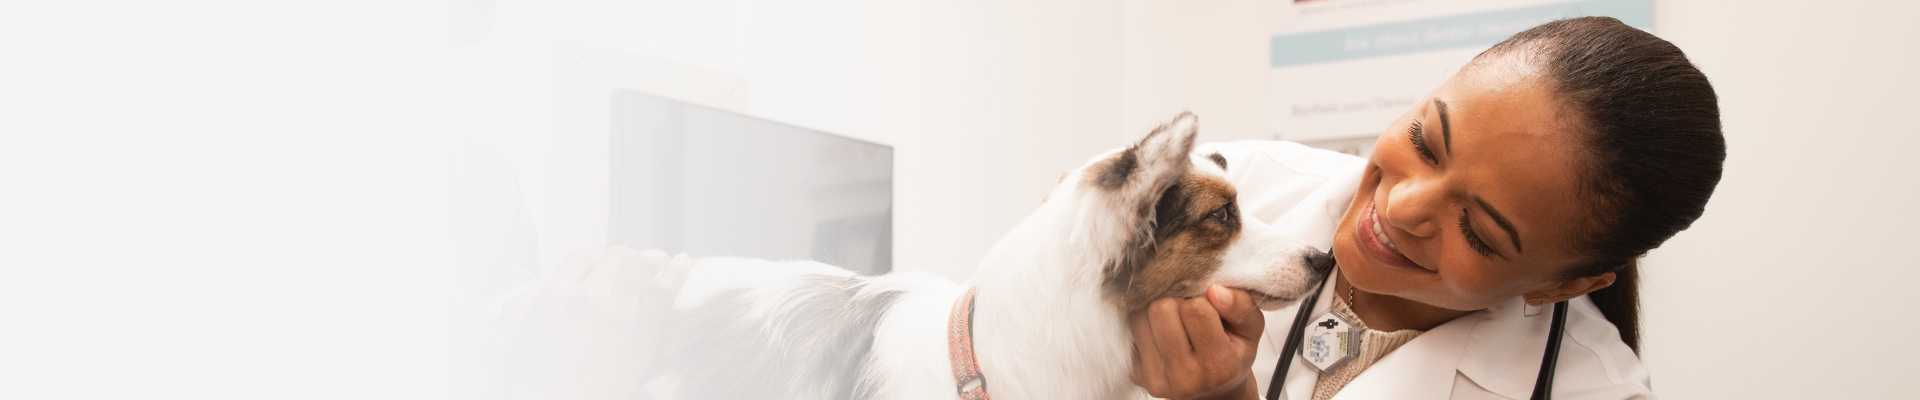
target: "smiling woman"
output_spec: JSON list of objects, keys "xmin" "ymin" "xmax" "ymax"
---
[
  {"xmin": 1338, "ymin": 71, "xmax": 1608, "ymax": 327},
  {"xmin": 1128, "ymin": 17, "xmax": 1724, "ymax": 400}
]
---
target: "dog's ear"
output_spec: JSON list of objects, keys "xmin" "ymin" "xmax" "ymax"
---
[
  {"xmin": 1093, "ymin": 112, "xmax": 1197, "ymax": 194},
  {"xmin": 1093, "ymin": 112, "xmax": 1198, "ymax": 299}
]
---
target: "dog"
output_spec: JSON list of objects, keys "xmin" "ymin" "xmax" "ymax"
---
[{"xmin": 635, "ymin": 113, "xmax": 1335, "ymax": 400}]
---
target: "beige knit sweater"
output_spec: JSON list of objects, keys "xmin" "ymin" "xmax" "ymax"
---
[{"xmin": 1309, "ymin": 292, "xmax": 1425, "ymax": 400}]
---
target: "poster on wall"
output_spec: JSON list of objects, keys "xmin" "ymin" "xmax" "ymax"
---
[{"xmin": 1269, "ymin": 0, "xmax": 1650, "ymax": 143}]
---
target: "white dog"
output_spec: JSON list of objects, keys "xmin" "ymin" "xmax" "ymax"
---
[{"xmin": 631, "ymin": 113, "xmax": 1333, "ymax": 400}]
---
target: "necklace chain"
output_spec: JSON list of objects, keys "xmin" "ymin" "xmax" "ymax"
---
[
  {"xmin": 1347, "ymin": 284, "xmax": 1356, "ymax": 309},
  {"xmin": 1340, "ymin": 283, "xmax": 1368, "ymax": 333}
]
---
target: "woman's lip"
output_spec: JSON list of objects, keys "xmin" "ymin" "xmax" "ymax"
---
[{"xmin": 1358, "ymin": 201, "xmax": 1428, "ymax": 271}]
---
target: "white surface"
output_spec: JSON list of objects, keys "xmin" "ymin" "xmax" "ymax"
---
[{"xmin": 493, "ymin": 246, "xmax": 691, "ymax": 400}]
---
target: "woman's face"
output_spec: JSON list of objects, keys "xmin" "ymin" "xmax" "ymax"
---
[{"xmin": 1332, "ymin": 64, "xmax": 1597, "ymax": 311}]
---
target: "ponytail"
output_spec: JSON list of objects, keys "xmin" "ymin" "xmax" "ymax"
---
[{"xmin": 1584, "ymin": 259, "xmax": 1640, "ymax": 354}]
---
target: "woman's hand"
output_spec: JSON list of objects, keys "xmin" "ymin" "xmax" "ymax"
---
[{"xmin": 1130, "ymin": 285, "xmax": 1265, "ymax": 400}]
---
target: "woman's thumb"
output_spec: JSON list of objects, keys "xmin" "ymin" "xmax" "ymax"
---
[{"xmin": 1206, "ymin": 285, "xmax": 1265, "ymax": 340}]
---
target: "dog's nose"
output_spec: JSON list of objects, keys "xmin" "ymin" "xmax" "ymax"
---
[{"xmin": 1304, "ymin": 248, "xmax": 1335, "ymax": 275}]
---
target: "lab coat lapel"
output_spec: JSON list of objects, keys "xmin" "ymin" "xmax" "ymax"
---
[
  {"xmin": 1324, "ymin": 307, "xmax": 1483, "ymax": 400},
  {"xmin": 1454, "ymin": 298, "xmax": 1559, "ymax": 400},
  {"xmin": 1267, "ymin": 271, "xmax": 1339, "ymax": 400},
  {"xmin": 1284, "ymin": 356, "xmax": 1319, "ymax": 400}
]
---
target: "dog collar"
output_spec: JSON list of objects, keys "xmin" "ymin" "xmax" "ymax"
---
[{"xmin": 948, "ymin": 286, "xmax": 991, "ymax": 400}]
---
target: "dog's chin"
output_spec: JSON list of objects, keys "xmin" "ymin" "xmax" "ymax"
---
[{"xmin": 1239, "ymin": 289, "xmax": 1295, "ymax": 311}]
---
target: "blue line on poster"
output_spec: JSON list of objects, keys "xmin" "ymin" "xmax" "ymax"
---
[{"xmin": 1270, "ymin": 0, "xmax": 1650, "ymax": 68}]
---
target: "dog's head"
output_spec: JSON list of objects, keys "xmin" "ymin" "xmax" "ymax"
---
[{"xmin": 1060, "ymin": 112, "xmax": 1333, "ymax": 311}]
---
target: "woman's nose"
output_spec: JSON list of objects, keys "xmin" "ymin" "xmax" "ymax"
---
[{"xmin": 1385, "ymin": 178, "xmax": 1445, "ymax": 238}]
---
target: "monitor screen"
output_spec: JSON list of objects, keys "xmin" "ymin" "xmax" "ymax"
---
[{"xmin": 608, "ymin": 90, "xmax": 893, "ymax": 275}]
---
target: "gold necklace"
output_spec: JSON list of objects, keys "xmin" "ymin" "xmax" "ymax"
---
[
  {"xmin": 1347, "ymin": 283, "xmax": 1357, "ymax": 309},
  {"xmin": 1339, "ymin": 283, "xmax": 1369, "ymax": 332}
]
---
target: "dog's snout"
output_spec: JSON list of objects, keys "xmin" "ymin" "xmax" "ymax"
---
[{"xmin": 1304, "ymin": 249, "xmax": 1335, "ymax": 275}]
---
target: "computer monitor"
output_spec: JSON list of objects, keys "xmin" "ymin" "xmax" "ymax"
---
[{"xmin": 608, "ymin": 90, "xmax": 893, "ymax": 275}]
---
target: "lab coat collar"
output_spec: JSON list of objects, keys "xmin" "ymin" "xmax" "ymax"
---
[
  {"xmin": 1267, "ymin": 272, "xmax": 1559, "ymax": 400},
  {"xmin": 1323, "ymin": 299, "xmax": 1478, "ymax": 400},
  {"xmin": 1266, "ymin": 271, "xmax": 1478, "ymax": 400},
  {"xmin": 1454, "ymin": 297, "xmax": 1562, "ymax": 400}
]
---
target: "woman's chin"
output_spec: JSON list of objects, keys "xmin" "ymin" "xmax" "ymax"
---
[
  {"xmin": 1329, "ymin": 238, "xmax": 1368, "ymax": 278},
  {"xmin": 1331, "ymin": 240, "xmax": 1399, "ymax": 292}
]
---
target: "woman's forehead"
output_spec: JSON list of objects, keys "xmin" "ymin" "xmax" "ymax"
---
[{"xmin": 1433, "ymin": 74, "xmax": 1595, "ymax": 259}]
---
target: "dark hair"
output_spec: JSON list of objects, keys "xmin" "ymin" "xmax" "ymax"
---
[{"xmin": 1475, "ymin": 17, "xmax": 1725, "ymax": 353}]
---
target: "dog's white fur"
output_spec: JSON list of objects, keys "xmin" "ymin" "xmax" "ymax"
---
[{"xmin": 639, "ymin": 114, "xmax": 1326, "ymax": 400}]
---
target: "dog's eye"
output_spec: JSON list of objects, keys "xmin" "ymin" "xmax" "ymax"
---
[{"xmin": 1211, "ymin": 204, "xmax": 1236, "ymax": 225}]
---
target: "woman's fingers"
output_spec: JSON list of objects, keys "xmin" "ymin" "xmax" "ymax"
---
[
  {"xmin": 1130, "ymin": 291, "xmax": 1266, "ymax": 399},
  {"xmin": 1154, "ymin": 297, "xmax": 1223, "ymax": 397},
  {"xmin": 1205, "ymin": 285, "xmax": 1266, "ymax": 350},
  {"xmin": 1178, "ymin": 295, "xmax": 1232, "ymax": 369},
  {"xmin": 1148, "ymin": 298, "xmax": 1196, "ymax": 355},
  {"xmin": 1129, "ymin": 309, "xmax": 1168, "ymax": 393},
  {"xmin": 1137, "ymin": 298, "xmax": 1199, "ymax": 397}
]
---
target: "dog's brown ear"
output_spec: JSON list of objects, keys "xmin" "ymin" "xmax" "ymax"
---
[{"xmin": 1093, "ymin": 112, "xmax": 1198, "ymax": 300}]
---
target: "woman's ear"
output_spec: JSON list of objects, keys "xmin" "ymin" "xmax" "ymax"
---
[{"xmin": 1523, "ymin": 272, "xmax": 1617, "ymax": 306}]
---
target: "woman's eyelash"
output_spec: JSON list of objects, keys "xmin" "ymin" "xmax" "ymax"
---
[
  {"xmin": 1408, "ymin": 121, "xmax": 1439, "ymax": 164},
  {"xmin": 1459, "ymin": 209, "xmax": 1498, "ymax": 257}
]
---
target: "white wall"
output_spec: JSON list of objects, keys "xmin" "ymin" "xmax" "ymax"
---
[
  {"xmin": 1641, "ymin": 1, "xmax": 1920, "ymax": 398},
  {"xmin": 535, "ymin": 0, "xmax": 1132, "ymax": 283},
  {"xmin": 2, "ymin": 3, "xmax": 487, "ymax": 398},
  {"xmin": 521, "ymin": 0, "xmax": 1277, "ymax": 284},
  {"xmin": 1121, "ymin": 0, "xmax": 1275, "ymax": 145}
]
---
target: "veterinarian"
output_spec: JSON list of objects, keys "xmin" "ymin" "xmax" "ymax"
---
[{"xmin": 1128, "ymin": 18, "xmax": 1720, "ymax": 400}]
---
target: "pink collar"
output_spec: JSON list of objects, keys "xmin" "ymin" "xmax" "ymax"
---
[{"xmin": 948, "ymin": 286, "xmax": 991, "ymax": 400}]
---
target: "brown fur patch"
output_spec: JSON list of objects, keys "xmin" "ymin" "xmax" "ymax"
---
[
  {"xmin": 1107, "ymin": 173, "xmax": 1240, "ymax": 311},
  {"xmin": 1087, "ymin": 149, "xmax": 1138, "ymax": 190}
]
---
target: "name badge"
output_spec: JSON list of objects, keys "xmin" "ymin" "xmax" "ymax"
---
[{"xmin": 1303, "ymin": 312, "xmax": 1362, "ymax": 373}]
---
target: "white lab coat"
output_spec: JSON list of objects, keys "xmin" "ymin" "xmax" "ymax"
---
[{"xmin": 1198, "ymin": 141, "xmax": 1656, "ymax": 400}]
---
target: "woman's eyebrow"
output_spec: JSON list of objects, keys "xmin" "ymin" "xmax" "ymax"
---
[
  {"xmin": 1434, "ymin": 98, "xmax": 1453, "ymax": 155},
  {"xmin": 1472, "ymin": 196, "xmax": 1522, "ymax": 254}
]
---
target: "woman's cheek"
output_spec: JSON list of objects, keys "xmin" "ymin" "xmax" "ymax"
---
[{"xmin": 1439, "ymin": 258, "xmax": 1506, "ymax": 303}]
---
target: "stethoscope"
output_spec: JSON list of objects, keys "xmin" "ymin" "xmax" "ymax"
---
[{"xmin": 1263, "ymin": 272, "xmax": 1568, "ymax": 400}]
